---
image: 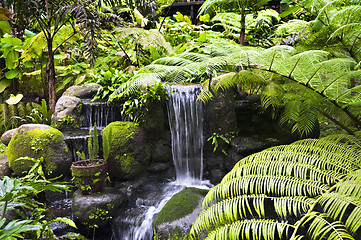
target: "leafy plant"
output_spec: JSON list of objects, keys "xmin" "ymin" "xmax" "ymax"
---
[
  {"xmin": 207, "ymin": 130, "xmax": 235, "ymax": 155},
  {"xmin": 190, "ymin": 134, "xmax": 361, "ymax": 240},
  {"xmin": 0, "ymin": 157, "xmax": 82, "ymax": 239},
  {"xmin": 119, "ymin": 81, "xmax": 169, "ymax": 122}
]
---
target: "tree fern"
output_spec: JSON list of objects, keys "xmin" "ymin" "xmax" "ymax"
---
[{"xmin": 190, "ymin": 135, "xmax": 361, "ymax": 240}]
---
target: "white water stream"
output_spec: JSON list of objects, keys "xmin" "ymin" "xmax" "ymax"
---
[{"xmin": 113, "ymin": 85, "xmax": 207, "ymax": 240}]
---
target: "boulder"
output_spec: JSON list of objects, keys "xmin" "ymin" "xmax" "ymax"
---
[
  {"xmin": 63, "ymin": 83, "xmax": 100, "ymax": 99},
  {"xmin": 154, "ymin": 187, "xmax": 208, "ymax": 240},
  {"xmin": 0, "ymin": 156, "xmax": 10, "ymax": 177},
  {"xmin": 1, "ymin": 129, "xmax": 17, "ymax": 145},
  {"xmin": 51, "ymin": 96, "xmax": 81, "ymax": 128},
  {"xmin": 151, "ymin": 139, "xmax": 172, "ymax": 163},
  {"xmin": 7, "ymin": 124, "xmax": 72, "ymax": 177},
  {"xmin": 72, "ymin": 187, "xmax": 126, "ymax": 228},
  {"xmin": 102, "ymin": 121, "xmax": 150, "ymax": 180}
]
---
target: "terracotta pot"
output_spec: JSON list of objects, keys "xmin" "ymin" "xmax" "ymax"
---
[{"xmin": 71, "ymin": 159, "xmax": 107, "ymax": 195}]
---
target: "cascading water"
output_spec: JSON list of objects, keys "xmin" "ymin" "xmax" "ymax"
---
[
  {"xmin": 166, "ymin": 84, "xmax": 204, "ymax": 185},
  {"xmin": 82, "ymin": 100, "xmax": 124, "ymax": 129},
  {"xmin": 114, "ymin": 84, "xmax": 206, "ymax": 240}
]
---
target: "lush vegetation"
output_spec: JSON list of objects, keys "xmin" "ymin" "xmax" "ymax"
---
[{"xmin": 0, "ymin": 0, "xmax": 361, "ymax": 239}]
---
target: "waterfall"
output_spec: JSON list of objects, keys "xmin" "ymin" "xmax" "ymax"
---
[
  {"xmin": 113, "ymin": 84, "xmax": 206, "ymax": 240},
  {"xmin": 82, "ymin": 100, "xmax": 128, "ymax": 129},
  {"xmin": 166, "ymin": 84, "xmax": 204, "ymax": 185}
]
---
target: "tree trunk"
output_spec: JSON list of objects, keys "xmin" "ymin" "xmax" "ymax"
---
[
  {"xmin": 240, "ymin": 7, "xmax": 246, "ymax": 46},
  {"xmin": 47, "ymin": 38, "xmax": 56, "ymax": 112}
]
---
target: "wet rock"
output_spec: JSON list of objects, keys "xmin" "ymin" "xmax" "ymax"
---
[
  {"xmin": 1, "ymin": 129, "xmax": 17, "ymax": 145},
  {"xmin": 51, "ymin": 96, "xmax": 81, "ymax": 127},
  {"xmin": 7, "ymin": 124, "xmax": 72, "ymax": 177},
  {"xmin": 154, "ymin": 187, "xmax": 208, "ymax": 240},
  {"xmin": 63, "ymin": 83, "xmax": 100, "ymax": 99},
  {"xmin": 148, "ymin": 162, "xmax": 170, "ymax": 173},
  {"xmin": 72, "ymin": 187, "xmax": 126, "ymax": 228},
  {"xmin": 102, "ymin": 121, "xmax": 150, "ymax": 180},
  {"xmin": 0, "ymin": 156, "xmax": 10, "ymax": 177},
  {"xmin": 151, "ymin": 140, "xmax": 172, "ymax": 163}
]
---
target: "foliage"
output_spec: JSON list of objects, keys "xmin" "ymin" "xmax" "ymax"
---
[
  {"xmin": 190, "ymin": 134, "xmax": 361, "ymax": 240},
  {"xmin": 90, "ymin": 69, "xmax": 132, "ymax": 101},
  {"xmin": 207, "ymin": 130, "xmax": 235, "ymax": 155},
  {"xmin": 0, "ymin": 144, "xmax": 6, "ymax": 158},
  {"xmin": 0, "ymin": 157, "xmax": 81, "ymax": 239},
  {"xmin": 0, "ymin": 102, "xmax": 40, "ymax": 135},
  {"xmin": 119, "ymin": 81, "xmax": 169, "ymax": 122},
  {"xmin": 211, "ymin": 9, "xmax": 281, "ymax": 46}
]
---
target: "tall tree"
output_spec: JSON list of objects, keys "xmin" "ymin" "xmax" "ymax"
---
[{"xmin": 1, "ymin": 0, "xmax": 117, "ymax": 111}]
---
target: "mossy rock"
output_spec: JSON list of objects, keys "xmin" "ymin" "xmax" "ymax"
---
[
  {"xmin": 7, "ymin": 124, "xmax": 72, "ymax": 177},
  {"xmin": 154, "ymin": 187, "xmax": 208, "ymax": 240},
  {"xmin": 102, "ymin": 121, "xmax": 150, "ymax": 180}
]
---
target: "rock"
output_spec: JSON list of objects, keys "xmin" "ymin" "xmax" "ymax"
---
[
  {"xmin": 72, "ymin": 187, "xmax": 126, "ymax": 228},
  {"xmin": 148, "ymin": 162, "xmax": 170, "ymax": 173},
  {"xmin": 151, "ymin": 140, "xmax": 172, "ymax": 162},
  {"xmin": 1, "ymin": 129, "xmax": 17, "ymax": 145},
  {"xmin": 102, "ymin": 121, "xmax": 150, "ymax": 180},
  {"xmin": 154, "ymin": 187, "xmax": 208, "ymax": 240},
  {"xmin": 0, "ymin": 156, "xmax": 10, "ymax": 177},
  {"xmin": 7, "ymin": 124, "xmax": 72, "ymax": 177},
  {"xmin": 140, "ymin": 100, "xmax": 166, "ymax": 141},
  {"xmin": 63, "ymin": 83, "xmax": 100, "ymax": 99},
  {"xmin": 51, "ymin": 96, "xmax": 81, "ymax": 128},
  {"xmin": 230, "ymin": 136, "xmax": 288, "ymax": 155}
]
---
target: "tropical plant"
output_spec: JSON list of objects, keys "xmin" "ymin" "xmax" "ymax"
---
[
  {"xmin": 0, "ymin": 157, "xmax": 84, "ymax": 239},
  {"xmin": 211, "ymin": 9, "xmax": 280, "ymax": 46},
  {"xmin": 198, "ymin": 0, "xmax": 269, "ymax": 45},
  {"xmin": 0, "ymin": 101, "xmax": 40, "ymax": 135},
  {"xmin": 1, "ymin": 0, "xmax": 121, "ymax": 111},
  {"xmin": 190, "ymin": 134, "xmax": 361, "ymax": 240},
  {"xmin": 118, "ymin": 81, "xmax": 169, "ymax": 122}
]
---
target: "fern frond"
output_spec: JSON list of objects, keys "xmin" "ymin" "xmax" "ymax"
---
[
  {"xmin": 300, "ymin": 212, "xmax": 355, "ymax": 240},
  {"xmin": 223, "ymin": 159, "xmax": 343, "ymax": 186},
  {"xmin": 17, "ymin": 102, "xmax": 27, "ymax": 119},
  {"xmin": 319, "ymin": 192, "xmax": 361, "ymax": 233},
  {"xmin": 202, "ymin": 219, "xmax": 294, "ymax": 240},
  {"xmin": 203, "ymin": 175, "xmax": 329, "ymax": 208}
]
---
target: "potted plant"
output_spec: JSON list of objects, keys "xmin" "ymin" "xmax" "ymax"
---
[{"xmin": 71, "ymin": 124, "xmax": 110, "ymax": 195}]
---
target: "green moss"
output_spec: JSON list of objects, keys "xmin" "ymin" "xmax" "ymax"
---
[
  {"xmin": 7, "ymin": 127, "xmax": 65, "ymax": 176},
  {"xmin": 154, "ymin": 188, "xmax": 208, "ymax": 226},
  {"xmin": 102, "ymin": 121, "xmax": 149, "ymax": 179}
]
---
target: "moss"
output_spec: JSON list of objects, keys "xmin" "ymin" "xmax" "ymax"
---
[
  {"xmin": 102, "ymin": 121, "xmax": 149, "ymax": 179},
  {"xmin": 154, "ymin": 188, "xmax": 208, "ymax": 226},
  {"xmin": 7, "ymin": 127, "xmax": 65, "ymax": 176}
]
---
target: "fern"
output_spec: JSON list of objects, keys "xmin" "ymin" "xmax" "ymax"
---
[{"xmin": 190, "ymin": 135, "xmax": 361, "ymax": 240}]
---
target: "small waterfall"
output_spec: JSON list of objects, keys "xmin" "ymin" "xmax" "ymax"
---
[
  {"xmin": 82, "ymin": 100, "xmax": 129, "ymax": 129},
  {"xmin": 63, "ymin": 130, "xmax": 90, "ymax": 162},
  {"xmin": 166, "ymin": 84, "xmax": 204, "ymax": 185},
  {"xmin": 115, "ymin": 84, "xmax": 206, "ymax": 240}
]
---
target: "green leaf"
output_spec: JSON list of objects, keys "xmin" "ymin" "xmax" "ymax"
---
[
  {"xmin": 0, "ymin": 79, "xmax": 11, "ymax": 93},
  {"xmin": 174, "ymin": 12, "xmax": 184, "ymax": 22},
  {"xmin": 197, "ymin": 33, "xmax": 208, "ymax": 43},
  {"xmin": 0, "ymin": 21, "xmax": 11, "ymax": 35},
  {"xmin": 5, "ymin": 50, "xmax": 19, "ymax": 69},
  {"xmin": 5, "ymin": 69, "xmax": 20, "ymax": 79},
  {"xmin": 104, "ymin": 70, "xmax": 112, "ymax": 81},
  {"xmin": 52, "ymin": 217, "xmax": 77, "ymax": 228},
  {"xmin": 1, "ymin": 37, "xmax": 22, "ymax": 47},
  {"xmin": 279, "ymin": 6, "xmax": 302, "ymax": 18},
  {"xmin": 199, "ymin": 14, "xmax": 210, "ymax": 23}
]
